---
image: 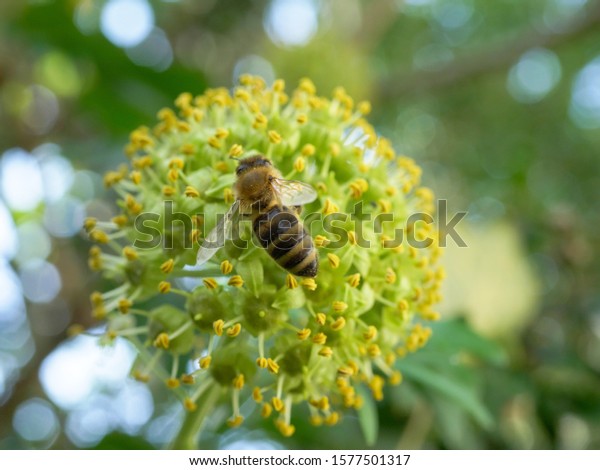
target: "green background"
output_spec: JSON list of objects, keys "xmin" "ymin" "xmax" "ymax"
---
[{"xmin": 1, "ymin": 0, "xmax": 599, "ymax": 450}]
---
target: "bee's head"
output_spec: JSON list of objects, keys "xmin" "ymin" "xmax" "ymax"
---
[{"xmin": 235, "ymin": 155, "xmax": 272, "ymax": 176}]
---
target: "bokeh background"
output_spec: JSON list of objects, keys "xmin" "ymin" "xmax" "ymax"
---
[{"xmin": 1, "ymin": 0, "xmax": 600, "ymax": 450}]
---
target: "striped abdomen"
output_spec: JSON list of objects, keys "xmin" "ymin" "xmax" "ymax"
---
[{"xmin": 252, "ymin": 205, "xmax": 318, "ymax": 278}]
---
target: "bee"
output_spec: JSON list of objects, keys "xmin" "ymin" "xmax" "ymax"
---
[{"xmin": 196, "ymin": 155, "xmax": 319, "ymax": 277}]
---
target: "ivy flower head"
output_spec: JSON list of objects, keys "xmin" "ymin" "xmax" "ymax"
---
[{"xmin": 84, "ymin": 75, "xmax": 443, "ymax": 438}]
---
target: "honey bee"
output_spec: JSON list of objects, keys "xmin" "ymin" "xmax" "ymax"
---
[{"xmin": 196, "ymin": 155, "xmax": 319, "ymax": 277}]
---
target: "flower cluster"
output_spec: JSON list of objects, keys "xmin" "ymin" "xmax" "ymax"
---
[{"xmin": 84, "ymin": 75, "xmax": 443, "ymax": 438}]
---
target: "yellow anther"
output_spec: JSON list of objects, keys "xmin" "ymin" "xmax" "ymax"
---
[
  {"xmin": 169, "ymin": 157, "xmax": 185, "ymax": 169},
  {"xmin": 397, "ymin": 299, "xmax": 409, "ymax": 314},
  {"xmin": 158, "ymin": 281, "xmax": 171, "ymax": 294},
  {"xmin": 223, "ymin": 187, "xmax": 234, "ymax": 203},
  {"xmin": 422, "ymin": 310, "xmax": 441, "ymax": 321},
  {"xmin": 252, "ymin": 387, "xmax": 263, "ymax": 403},
  {"xmin": 327, "ymin": 253, "xmax": 340, "ymax": 269},
  {"xmin": 272, "ymin": 397, "xmax": 284, "ymax": 412},
  {"xmin": 90, "ymin": 230, "xmax": 109, "ymax": 244},
  {"xmin": 367, "ymin": 344, "xmax": 381, "ymax": 358},
  {"xmin": 301, "ymin": 144, "xmax": 316, "ymax": 157},
  {"xmin": 273, "ymin": 79, "xmax": 285, "ymax": 92},
  {"xmin": 301, "ymin": 278, "xmax": 317, "ymax": 291},
  {"xmin": 389, "ymin": 371, "xmax": 403, "ymax": 386},
  {"xmin": 261, "ymin": 403, "xmax": 273, "ymax": 418},
  {"xmin": 296, "ymin": 113, "xmax": 308, "ymax": 124},
  {"xmin": 363, "ymin": 325, "xmax": 378, "ymax": 341},
  {"xmin": 122, "ymin": 246, "xmax": 138, "ymax": 261},
  {"xmin": 318, "ymin": 346, "xmax": 333, "ymax": 358},
  {"xmin": 215, "ymin": 127, "xmax": 229, "ymax": 139},
  {"xmin": 325, "ymin": 412, "xmax": 340, "ymax": 426},
  {"xmin": 190, "ymin": 229, "xmax": 201, "ymax": 244},
  {"xmin": 133, "ymin": 370, "xmax": 150, "ymax": 383},
  {"xmin": 160, "ymin": 258, "xmax": 175, "ymax": 274},
  {"xmin": 154, "ymin": 333, "xmax": 170, "ymax": 349},
  {"xmin": 332, "ymin": 301, "xmax": 348, "ymax": 313},
  {"xmin": 348, "ymin": 230, "xmax": 357, "ymax": 246},
  {"xmin": 207, "ymin": 136, "xmax": 221, "ymax": 149},
  {"xmin": 310, "ymin": 396, "xmax": 329, "ymax": 411},
  {"xmin": 349, "ymin": 178, "xmax": 369, "ymax": 199},
  {"xmin": 297, "ymin": 328, "xmax": 311, "ymax": 340},
  {"xmin": 358, "ymin": 100, "xmax": 371, "ymax": 115},
  {"xmin": 215, "ymin": 161, "xmax": 229, "ymax": 172},
  {"xmin": 118, "ymin": 298, "xmax": 132, "ymax": 314},
  {"xmin": 180, "ymin": 143, "xmax": 196, "ymax": 155},
  {"xmin": 346, "ymin": 273, "xmax": 361, "ymax": 288},
  {"xmin": 314, "ymin": 235, "xmax": 330, "ymax": 247},
  {"xmin": 256, "ymin": 357, "xmax": 268, "ymax": 368},
  {"xmin": 369, "ymin": 375, "xmax": 385, "ymax": 401},
  {"xmin": 299, "ymin": 78, "xmax": 316, "ymax": 94},
  {"xmin": 331, "ymin": 317, "xmax": 346, "ymax": 331},
  {"xmin": 184, "ymin": 398, "xmax": 197, "ymax": 412},
  {"xmin": 175, "ymin": 92, "xmax": 192, "ymax": 109},
  {"xmin": 192, "ymin": 108, "xmax": 204, "ymax": 122},
  {"xmin": 90, "ymin": 291, "xmax": 103, "ymax": 306},
  {"xmin": 228, "ymin": 275, "xmax": 244, "ymax": 287},
  {"xmin": 111, "ymin": 214, "xmax": 128, "ymax": 227},
  {"xmin": 132, "ymin": 155, "xmax": 153, "ymax": 169},
  {"xmin": 378, "ymin": 199, "xmax": 392, "ymax": 213},
  {"xmin": 253, "ymin": 113, "xmax": 267, "ymax": 128},
  {"xmin": 220, "ymin": 260, "xmax": 233, "ymax": 275},
  {"xmin": 227, "ymin": 323, "xmax": 242, "ymax": 337},
  {"xmin": 234, "ymin": 88, "xmax": 251, "ymax": 101},
  {"xmin": 229, "ymin": 143, "xmax": 244, "ymax": 157},
  {"xmin": 293, "ymin": 156, "xmax": 305, "ymax": 172},
  {"xmin": 167, "ymin": 168, "xmax": 179, "ymax": 182},
  {"xmin": 312, "ymin": 332, "xmax": 327, "ymax": 345},
  {"xmin": 184, "ymin": 186, "xmax": 200, "ymax": 198},
  {"xmin": 322, "ymin": 198, "xmax": 339, "ymax": 215},
  {"xmin": 316, "ymin": 313, "xmax": 327, "ymax": 326},
  {"xmin": 385, "ymin": 268, "xmax": 397, "ymax": 284},
  {"xmin": 166, "ymin": 378, "xmax": 180, "ymax": 389},
  {"xmin": 285, "ymin": 273, "xmax": 298, "ymax": 289},
  {"xmin": 268, "ymin": 130, "xmax": 282, "ymax": 144},
  {"xmin": 203, "ymin": 278, "xmax": 218, "ymax": 289},
  {"xmin": 181, "ymin": 374, "xmax": 195, "ymax": 385},
  {"xmin": 83, "ymin": 217, "xmax": 97, "ymax": 232},
  {"xmin": 310, "ymin": 415, "xmax": 323, "ymax": 426},
  {"xmin": 233, "ymin": 374, "xmax": 245, "ymax": 390},
  {"xmin": 266, "ymin": 358, "xmax": 280, "ymax": 374},
  {"xmin": 162, "ymin": 185, "xmax": 176, "ymax": 197},
  {"xmin": 199, "ymin": 356, "xmax": 212, "ymax": 369},
  {"xmin": 227, "ymin": 416, "xmax": 244, "ymax": 428},
  {"xmin": 213, "ymin": 319, "xmax": 225, "ymax": 336}
]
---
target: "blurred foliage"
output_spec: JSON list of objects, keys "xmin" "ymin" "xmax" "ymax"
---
[{"xmin": 1, "ymin": 0, "xmax": 600, "ymax": 450}]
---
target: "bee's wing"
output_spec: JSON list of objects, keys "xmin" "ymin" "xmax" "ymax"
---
[
  {"xmin": 271, "ymin": 178, "xmax": 318, "ymax": 206},
  {"xmin": 196, "ymin": 200, "xmax": 240, "ymax": 266}
]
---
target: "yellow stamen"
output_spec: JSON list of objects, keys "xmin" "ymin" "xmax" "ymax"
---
[
  {"xmin": 158, "ymin": 281, "xmax": 171, "ymax": 294},
  {"xmin": 227, "ymin": 323, "xmax": 242, "ymax": 337},
  {"xmin": 228, "ymin": 275, "xmax": 244, "ymax": 287},
  {"xmin": 213, "ymin": 319, "xmax": 224, "ymax": 336},
  {"xmin": 297, "ymin": 328, "xmax": 311, "ymax": 340},
  {"xmin": 327, "ymin": 253, "xmax": 340, "ymax": 269}
]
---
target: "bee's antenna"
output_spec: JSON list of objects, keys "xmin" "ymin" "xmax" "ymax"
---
[{"xmin": 229, "ymin": 155, "xmax": 240, "ymax": 161}]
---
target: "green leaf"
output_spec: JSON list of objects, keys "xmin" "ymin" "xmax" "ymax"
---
[
  {"xmin": 398, "ymin": 361, "xmax": 494, "ymax": 430},
  {"xmin": 432, "ymin": 319, "xmax": 508, "ymax": 366},
  {"xmin": 236, "ymin": 257, "xmax": 263, "ymax": 297},
  {"xmin": 357, "ymin": 385, "xmax": 379, "ymax": 446}
]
